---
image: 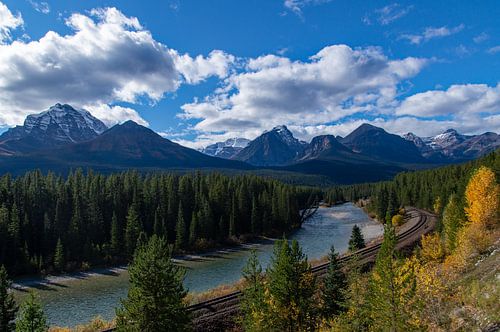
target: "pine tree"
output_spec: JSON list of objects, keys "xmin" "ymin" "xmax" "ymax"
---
[
  {"xmin": 175, "ymin": 203, "xmax": 186, "ymax": 250},
  {"xmin": 116, "ymin": 235, "xmax": 190, "ymax": 331},
  {"xmin": 240, "ymin": 249, "xmax": 268, "ymax": 331},
  {"xmin": 189, "ymin": 212, "xmax": 198, "ymax": 247},
  {"xmin": 250, "ymin": 197, "xmax": 260, "ymax": 234},
  {"xmin": 229, "ymin": 198, "xmax": 236, "ymax": 237},
  {"xmin": 348, "ymin": 225, "xmax": 365, "ymax": 252},
  {"xmin": 110, "ymin": 213, "xmax": 121, "ymax": 255},
  {"xmin": 442, "ymin": 194, "xmax": 464, "ymax": 252},
  {"xmin": 125, "ymin": 206, "xmax": 142, "ymax": 256},
  {"xmin": 266, "ymin": 239, "xmax": 317, "ymax": 331},
  {"xmin": 367, "ymin": 225, "xmax": 418, "ymax": 331},
  {"xmin": 15, "ymin": 291, "xmax": 47, "ymax": 332},
  {"xmin": 53, "ymin": 238, "xmax": 65, "ymax": 272},
  {"xmin": 321, "ymin": 245, "xmax": 347, "ymax": 319},
  {"xmin": 0, "ymin": 265, "xmax": 18, "ymax": 331}
]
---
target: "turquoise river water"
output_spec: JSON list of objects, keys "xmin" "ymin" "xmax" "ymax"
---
[{"xmin": 13, "ymin": 203, "xmax": 383, "ymax": 327}]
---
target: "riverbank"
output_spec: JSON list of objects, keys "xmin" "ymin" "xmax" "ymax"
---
[{"xmin": 13, "ymin": 203, "xmax": 383, "ymax": 328}]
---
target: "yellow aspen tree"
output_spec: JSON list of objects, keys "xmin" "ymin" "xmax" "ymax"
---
[{"xmin": 464, "ymin": 166, "xmax": 499, "ymax": 228}]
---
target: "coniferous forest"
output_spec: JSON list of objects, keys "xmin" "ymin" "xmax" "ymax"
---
[{"xmin": 0, "ymin": 170, "xmax": 319, "ymax": 276}]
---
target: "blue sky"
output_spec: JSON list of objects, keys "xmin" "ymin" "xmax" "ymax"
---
[{"xmin": 0, "ymin": 0, "xmax": 499, "ymax": 147}]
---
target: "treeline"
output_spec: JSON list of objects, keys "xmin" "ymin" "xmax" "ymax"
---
[
  {"xmin": 0, "ymin": 170, "xmax": 320, "ymax": 275},
  {"xmin": 326, "ymin": 149, "xmax": 500, "ymax": 222}
]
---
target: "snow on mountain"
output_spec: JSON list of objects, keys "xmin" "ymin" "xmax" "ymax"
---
[
  {"xmin": 0, "ymin": 103, "xmax": 108, "ymax": 155},
  {"xmin": 201, "ymin": 138, "xmax": 251, "ymax": 159},
  {"xmin": 403, "ymin": 129, "xmax": 499, "ymax": 161}
]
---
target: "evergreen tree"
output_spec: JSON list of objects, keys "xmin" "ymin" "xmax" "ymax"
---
[
  {"xmin": 266, "ymin": 239, "xmax": 317, "ymax": 331},
  {"xmin": 15, "ymin": 291, "xmax": 47, "ymax": 332},
  {"xmin": 110, "ymin": 213, "xmax": 121, "ymax": 255},
  {"xmin": 0, "ymin": 265, "xmax": 18, "ymax": 332},
  {"xmin": 53, "ymin": 238, "xmax": 65, "ymax": 272},
  {"xmin": 321, "ymin": 245, "xmax": 347, "ymax": 319},
  {"xmin": 367, "ymin": 225, "xmax": 418, "ymax": 331},
  {"xmin": 125, "ymin": 206, "xmax": 142, "ymax": 256},
  {"xmin": 250, "ymin": 197, "xmax": 260, "ymax": 234},
  {"xmin": 348, "ymin": 225, "xmax": 365, "ymax": 252},
  {"xmin": 229, "ymin": 198, "xmax": 236, "ymax": 237},
  {"xmin": 188, "ymin": 212, "xmax": 198, "ymax": 247},
  {"xmin": 175, "ymin": 203, "xmax": 186, "ymax": 250},
  {"xmin": 116, "ymin": 235, "xmax": 190, "ymax": 331},
  {"xmin": 240, "ymin": 250, "xmax": 268, "ymax": 331},
  {"xmin": 442, "ymin": 194, "xmax": 465, "ymax": 252}
]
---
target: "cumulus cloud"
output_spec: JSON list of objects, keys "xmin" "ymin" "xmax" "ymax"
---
[
  {"xmin": 172, "ymin": 50, "xmax": 235, "ymax": 84},
  {"xmin": 179, "ymin": 45, "xmax": 428, "ymax": 144},
  {"xmin": 0, "ymin": 5, "xmax": 236, "ymax": 126},
  {"xmin": 84, "ymin": 104, "xmax": 149, "ymax": 127},
  {"xmin": 0, "ymin": 1, "xmax": 23, "ymax": 44},
  {"xmin": 400, "ymin": 24, "xmax": 464, "ymax": 45},
  {"xmin": 396, "ymin": 84, "xmax": 500, "ymax": 118},
  {"xmin": 364, "ymin": 3, "xmax": 413, "ymax": 26}
]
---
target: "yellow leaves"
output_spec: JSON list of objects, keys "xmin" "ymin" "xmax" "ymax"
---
[
  {"xmin": 420, "ymin": 233, "xmax": 445, "ymax": 263},
  {"xmin": 392, "ymin": 214, "xmax": 404, "ymax": 226},
  {"xmin": 433, "ymin": 196, "xmax": 442, "ymax": 215},
  {"xmin": 444, "ymin": 222, "xmax": 493, "ymax": 272},
  {"xmin": 465, "ymin": 166, "xmax": 499, "ymax": 228}
]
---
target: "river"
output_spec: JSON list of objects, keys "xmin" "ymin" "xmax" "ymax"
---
[{"xmin": 13, "ymin": 203, "xmax": 383, "ymax": 328}]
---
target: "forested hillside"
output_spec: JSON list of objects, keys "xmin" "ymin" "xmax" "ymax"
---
[
  {"xmin": 326, "ymin": 149, "xmax": 500, "ymax": 221},
  {"xmin": 0, "ymin": 170, "xmax": 319, "ymax": 276}
]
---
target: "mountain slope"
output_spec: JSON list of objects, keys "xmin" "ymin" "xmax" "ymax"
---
[
  {"xmin": 0, "ymin": 103, "xmax": 107, "ymax": 155},
  {"xmin": 201, "ymin": 138, "xmax": 250, "ymax": 159},
  {"xmin": 404, "ymin": 129, "xmax": 500, "ymax": 161},
  {"xmin": 0, "ymin": 121, "xmax": 251, "ymax": 174},
  {"xmin": 233, "ymin": 125, "xmax": 306, "ymax": 166},
  {"xmin": 341, "ymin": 124, "xmax": 425, "ymax": 164}
]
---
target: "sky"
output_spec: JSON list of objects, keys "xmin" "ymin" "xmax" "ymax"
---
[{"xmin": 0, "ymin": 0, "xmax": 499, "ymax": 148}]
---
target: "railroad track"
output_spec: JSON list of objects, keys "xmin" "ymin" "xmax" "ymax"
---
[
  {"xmin": 188, "ymin": 207, "xmax": 435, "ymax": 331},
  {"xmin": 103, "ymin": 207, "xmax": 435, "ymax": 331}
]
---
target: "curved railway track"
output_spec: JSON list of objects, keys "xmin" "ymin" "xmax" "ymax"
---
[
  {"xmin": 103, "ymin": 207, "xmax": 436, "ymax": 331},
  {"xmin": 189, "ymin": 207, "xmax": 435, "ymax": 331}
]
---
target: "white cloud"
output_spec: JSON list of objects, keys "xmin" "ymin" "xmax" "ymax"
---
[
  {"xmin": 0, "ymin": 6, "xmax": 236, "ymax": 127},
  {"xmin": 396, "ymin": 84, "xmax": 500, "ymax": 118},
  {"xmin": 364, "ymin": 3, "xmax": 413, "ymax": 26},
  {"xmin": 28, "ymin": 0, "xmax": 50, "ymax": 14},
  {"xmin": 473, "ymin": 32, "xmax": 489, "ymax": 44},
  {"xmin": 400, "ymin": 24, "xmax": 464, "ymax": 45},
  {"xmin": 0, "ymin": 1, "xmax": 23, "ymax": 44},
  {"xmin": 179, "ymin": 45, "xmax": 428, "ymax": 142},
  {"xmin": 487, "ymin": 46, "xmax": 500, "ymax": 54},
  {"xmin": 83, "ymin": 104, "xmax": 149, "ymax": 127},
  {"xmin": 283, "ymin": 0, "xmax": 332, "ymax": 18},
  {"xmin": 172, "ymin": 50, "xmax": 235, "ymax": 84}
]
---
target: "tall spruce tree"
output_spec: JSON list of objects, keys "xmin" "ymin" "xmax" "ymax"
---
[
  {"xmin": 367, "ymin": 225, "xmax": 418, "ymax": 331},
  {"xmin": 348, "ymin": 225, "xmax": 365, "ymax": 252},
  {"xmin": 0, "ymin": 265, "xmax": 18, "ymax": 332},
  {"xmin": 125, "ymin": 206, "xmax": 142, "ymax": 257},
  {"xmin": 266, "ymin": 239, "xmax": 317, "ymax": 331},
  {"xmin": 240, "ymin": 249, "xmax": 268, "ymax": 332},
  {"xmin": 442, "ymin": 194, "xmax": 465, "ymax": 253},
  {"xmin": 175, "ymin": 203, "xmax": 186, "ymax": 250},
  {"xmin": 321, "ymin": 245, "xmax": 347, "ymax": 319},
  {"xmin": 110, "ymin": 213, "xmax": 121, "ymax": 255},
  {"xmin": 53, "ymin": 238, "xmax": 65, "ymax": 272},
  {"xmin": 15, "ymin": 291, "xmax": 47, "ymax": 332},
  {"xmin": 116, "ymin": 235, "xmax": 190, "ymax": 331}
]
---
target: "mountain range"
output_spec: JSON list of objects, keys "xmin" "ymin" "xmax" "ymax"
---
[{"xmin": 0, "ymin": 103, "xmax": 498, "ymax": 184}]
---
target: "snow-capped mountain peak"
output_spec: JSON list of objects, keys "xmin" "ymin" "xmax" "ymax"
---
[
  {"xmin": 201, "ymin": 138, "xmax": 250, "ymax": 159},
  {"xmin": 0, "ymin": 103, "xmax": 108, "ymax": 155},
  {"xmin": 24, "ymin": 103, "xmax": 107, "ymax": 140}
]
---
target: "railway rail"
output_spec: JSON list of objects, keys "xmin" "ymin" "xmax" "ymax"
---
[{"xmin": 103, "ymin": 207, "xmax": 436, "ymax": 331}]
